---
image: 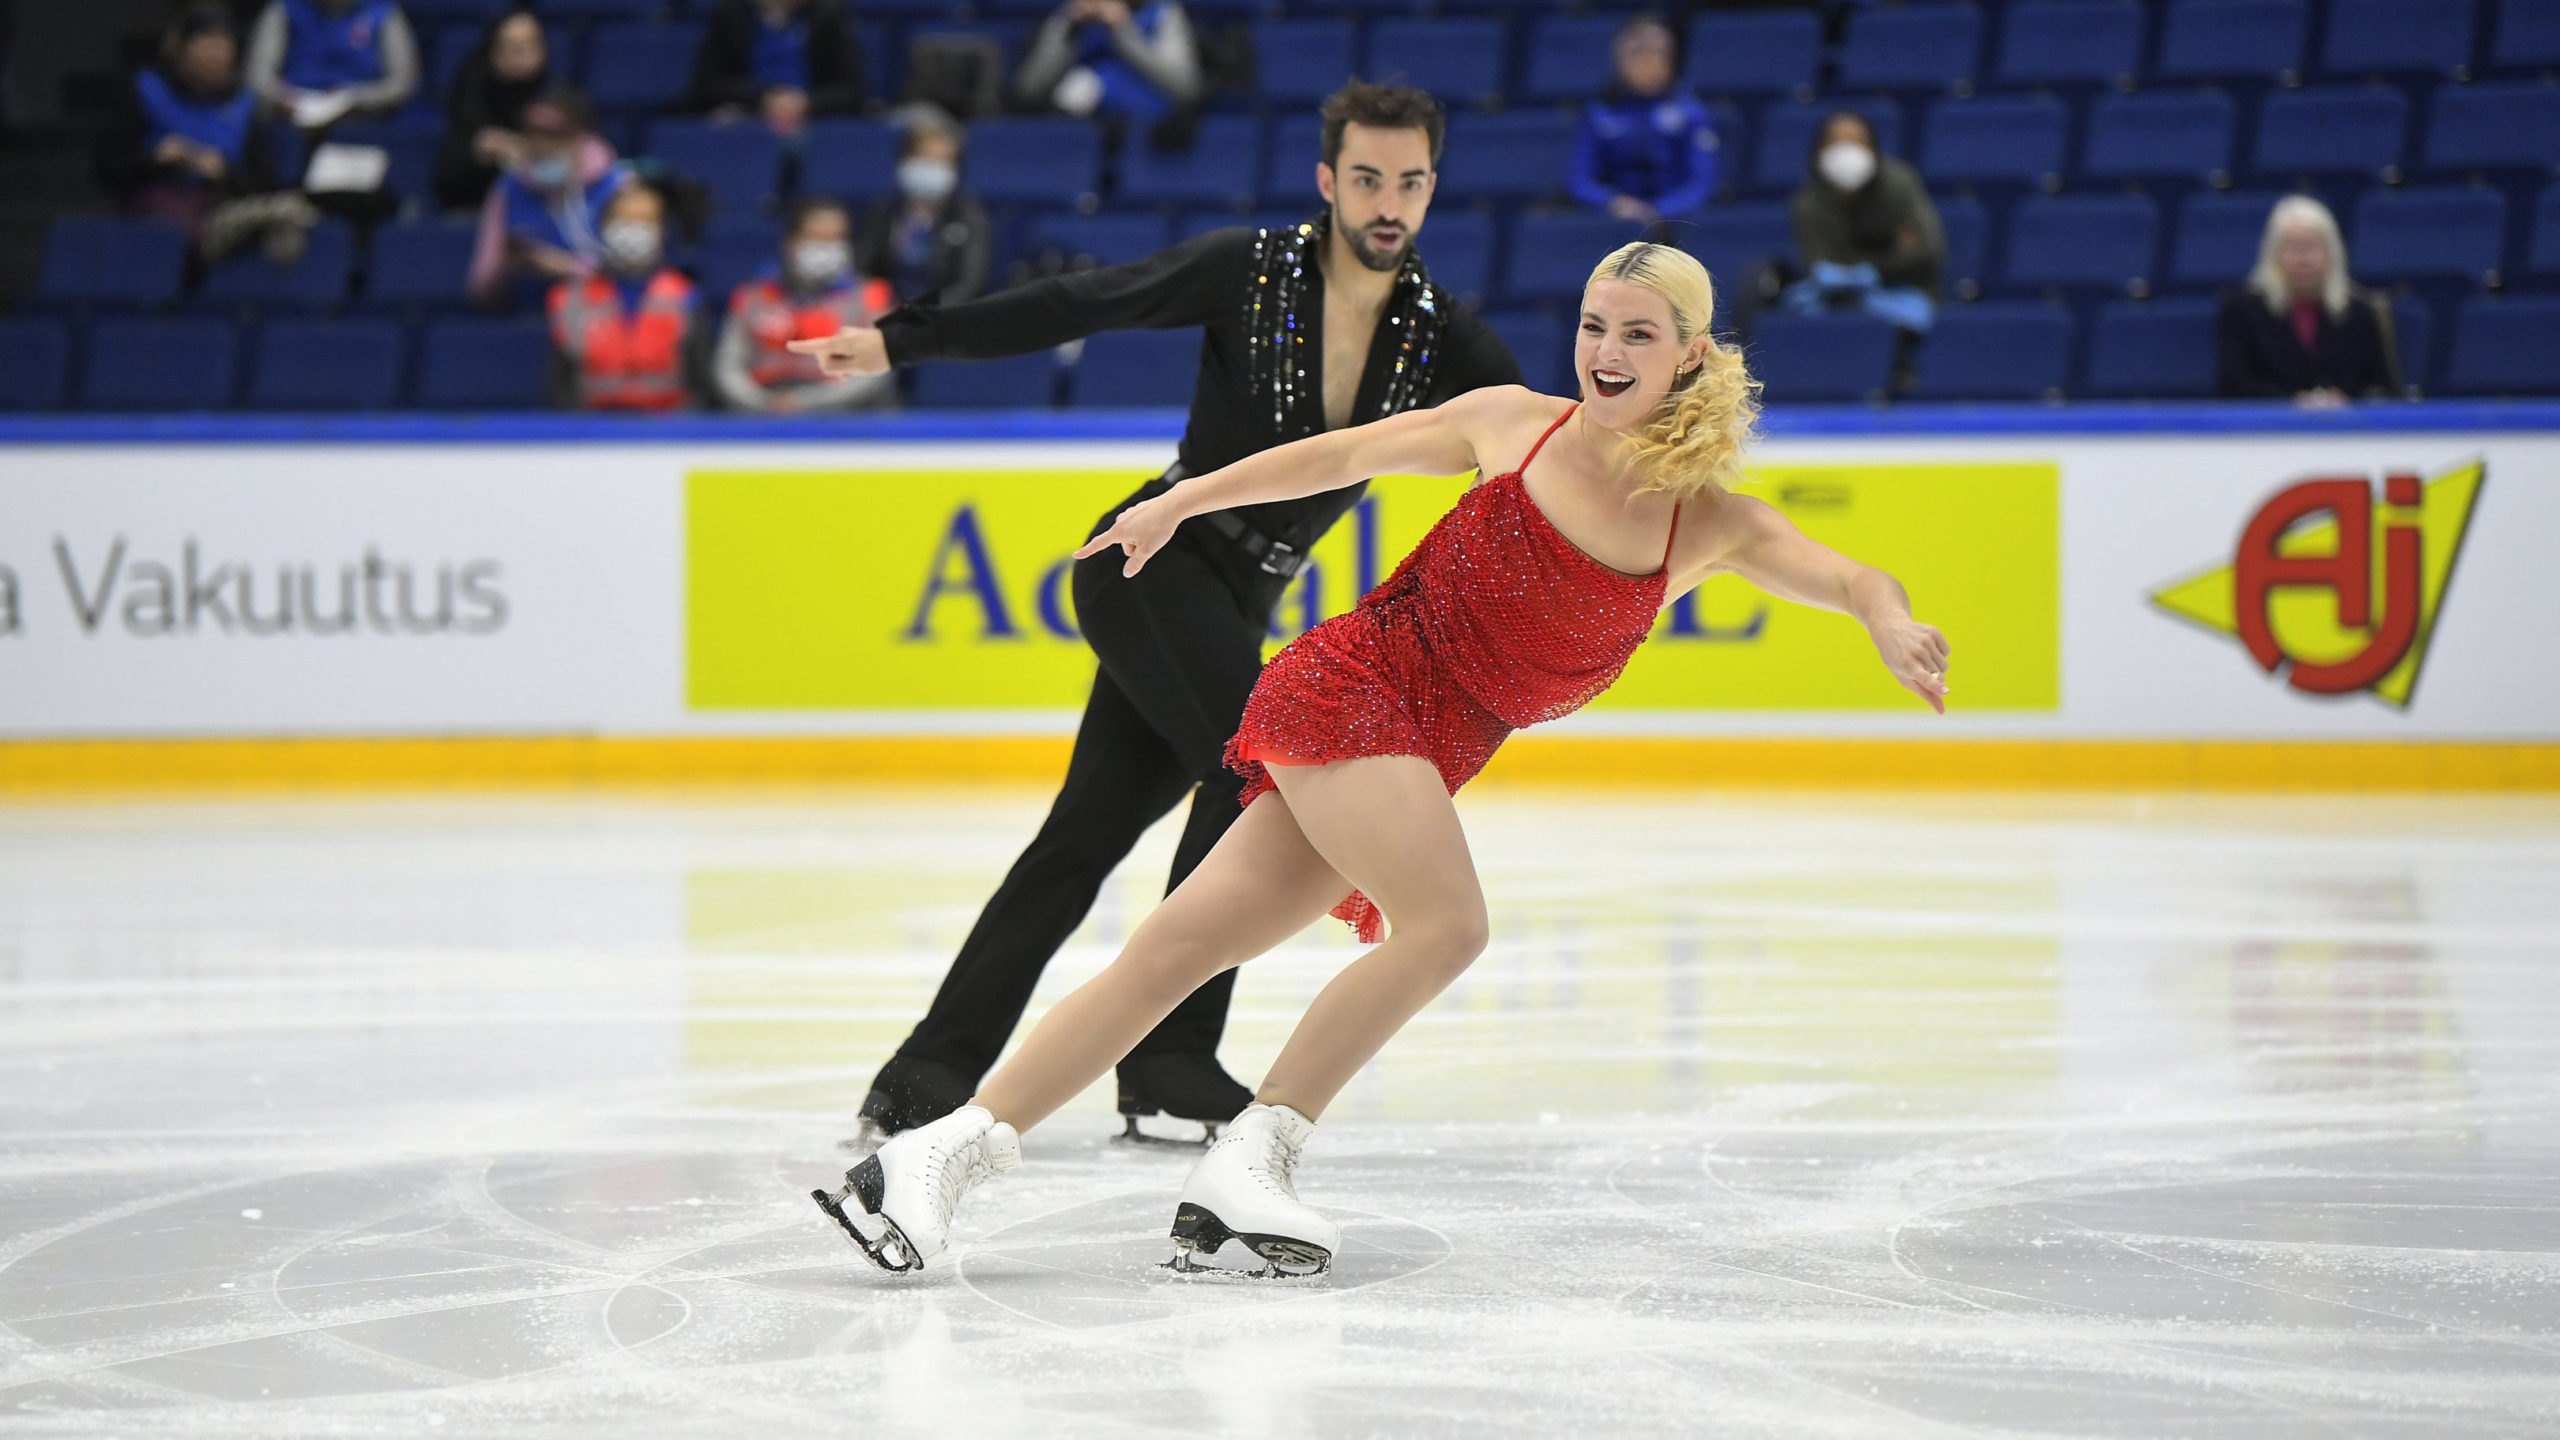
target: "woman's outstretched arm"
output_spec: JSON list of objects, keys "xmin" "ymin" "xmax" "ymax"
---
[
  {"xmin": 1693, "ymin": 494, "xmax": 1952, "ymax": 714},
  {"xmin": 1076, "ymin": 385, "xmax": 1530, "ymax": 575}
]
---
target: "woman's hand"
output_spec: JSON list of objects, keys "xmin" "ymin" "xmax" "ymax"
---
[
  {"xmin": 1869, "ymin": 613, "xmax": 1950, "ymax": 714},
  {"xmin": 1072, "ymin": 488, "xmax": 1190, "ymax": 577}
]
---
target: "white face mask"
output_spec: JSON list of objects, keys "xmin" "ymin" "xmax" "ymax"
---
[
  {"xmin": 897, "ymin": 157, "xmax": 957, "ymax": 204},
  {"xmin": 602, "ymin": 220, "xmax": 661, "ymax": 271},
  {"xmin": 790, "ymin": 238, "xmax": 851, "ymax": 288},
  {"xmin": 1818, "ymin": 142, "xmax": 1877, "ymax": 192}
]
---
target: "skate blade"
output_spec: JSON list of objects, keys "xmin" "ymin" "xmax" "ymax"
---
[
  {"xmin": 836, "ymin": 1117, "xmax": 893, "ymax": 1158},
  {"xmin": 1160, "ymin": 1241, "xmax": 1329, "ymax": 1282},
  {"xmin": 1161, "ymin": 1205, "xmax": 1330, "ymax": 1280},
  {"xmin": 1115, "ymin": 1112, "xmax": 1219, "ymax": 1149},
  {"xmin": 810, "ymin": 1158, "xmax": 924, "ymax": 1273}
]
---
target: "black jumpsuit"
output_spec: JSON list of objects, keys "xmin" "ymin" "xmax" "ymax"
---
[{"xmin": 872, "ymin": 224, "xmax": 1522, "ymax": 1087}]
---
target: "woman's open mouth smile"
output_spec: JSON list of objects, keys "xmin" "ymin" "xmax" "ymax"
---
[{"xmin": 1590, "ymin": 369, "xmax": 1636, "ymax": 398}]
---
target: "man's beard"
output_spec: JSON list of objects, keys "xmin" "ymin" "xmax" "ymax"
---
[{"xmin": 1333, "ymin": 204, "xmax": 1409, "ymax": 273}]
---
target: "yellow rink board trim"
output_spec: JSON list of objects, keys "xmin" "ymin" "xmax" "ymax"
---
[{"xmin": 0, "ymin": 736, "xmax": 2553, "ymax": 792}]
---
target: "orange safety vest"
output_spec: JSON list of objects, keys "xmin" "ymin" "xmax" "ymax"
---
[
  {"xmin": 731, "ymin": 275, "xmax": 894, "ymax": 387},
  {"xmin": 548, "ymin": 270, "xmax": 696, "ymax": 412}
]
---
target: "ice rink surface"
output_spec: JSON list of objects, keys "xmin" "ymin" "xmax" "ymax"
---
[{"xmin": 1, "ymin": 787, "xmax": 2556, "ymax": 1438}]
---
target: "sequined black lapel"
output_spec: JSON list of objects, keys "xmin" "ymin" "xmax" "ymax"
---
[{"xmin": 1243, "ymin": 212, "xmax": 1447, "ymax": 440}]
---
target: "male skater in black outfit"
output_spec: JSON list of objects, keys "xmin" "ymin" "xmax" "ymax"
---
[{"xmin": 792, "ymin": 81, "xmax": 1521, "ymax": 1149}]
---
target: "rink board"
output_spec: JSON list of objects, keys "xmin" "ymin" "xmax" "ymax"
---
[{"xmin": 0, "ymin": 410, "xmax": 2555, "ymax": 787}]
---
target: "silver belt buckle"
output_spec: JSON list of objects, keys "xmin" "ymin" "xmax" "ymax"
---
[{"xmin": 1260, "ymin": 541, "xmax": 1302, "ymax": 578}]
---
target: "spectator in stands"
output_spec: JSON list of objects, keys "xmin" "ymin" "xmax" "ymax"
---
[
  {"xmin": 98, "ymin": 1, "xmax": 315, "ymax": 262},
  {"xmin": 1014, "ymin": 0, "xmax": 1200, "ymax": 122},
  {"xmin": 1568, "ymin": 14, "xmax": 1721, "ymax": 227},
  {"xmin": 469, "ymin": 85, "xmax": 630, "ymax": 308},
  {"xmin": 548, "ymin": 180, "xmax": 701, "ymax": 412},
  {"xmin": 1781, "ymin": 110, "xmax": 1943, "ymax": 335},
  {"xmin": 2217, "ymin": 195, "xmax": 2402, "ymax": 406},
  {"xmin": 715, "ymin": 196, "xmax": 898, "ymax": 413},
  {"xmin": 435, "ymin": 9, "xmax": 554, "ymax": 213},
  {"xmin": 857, "ymin": 113, "xmax": 992, "ymax": 304},
  {"xmin": 243, "ymin": 0, "xmax": 419, "ymax": 131},
  {"xmin": 692, "ymin": 0, "xmax": 866, "ymax": 137}
]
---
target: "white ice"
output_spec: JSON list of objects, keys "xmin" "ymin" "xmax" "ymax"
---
[{"xmin": 1, "ymin": 789, "xmax": 2557, "ymax": 1438}]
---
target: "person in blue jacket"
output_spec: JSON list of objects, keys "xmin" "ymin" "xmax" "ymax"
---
[
  {"xmin": 1568, "ymin": 14, "xmax": 1721, "ymax": 226},
  {"xmin": 243, "ymin": 0, "xmax": 419, "ymax": 131}
]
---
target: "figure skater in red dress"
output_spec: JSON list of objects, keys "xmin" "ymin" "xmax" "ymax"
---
[{"xmin": 816, "ymin": 242, "xmax": 1951, "ymax": 1277}]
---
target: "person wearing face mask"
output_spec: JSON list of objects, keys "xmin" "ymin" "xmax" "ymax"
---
[
  {"xmin": 1781, "ymin": 111, "xmax": 1943, "ymax": 337},
  {"xmin": 691, "ymin": 0, "xmax": 866, "ymax": 137},
  {"xmin": 855, "ymin": 114, "xmax": 993, "ymax": 305},
  {"xmin": 547, "ymin": 181, "xmax": 700, "ymax": 412},
  {"xmin": 1568, "ymin": 14, "xmax": 1721, "ymax": 227},
  {"xmin": 468, "ymin": 85, "xmax": 630, "ymax": 309},
  {"xmin": 435, "ymin": 10, "xmax": 553, "ymax": 213},
  {"xmin": 2216, "ymin": 195, "xmax": 2402, "ymax": 406},
  {"xmin": 715, "ymin": 196, "xmax": 898, "ymax": 413},
  {"xmin": 242, "ymin": 0, "xmax": 418, "ymax": 130}
]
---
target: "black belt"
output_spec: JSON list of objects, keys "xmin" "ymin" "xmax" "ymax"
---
[{"xmin": 1160, "ymin": 464, "xmax": 1307, "ymax": 580}]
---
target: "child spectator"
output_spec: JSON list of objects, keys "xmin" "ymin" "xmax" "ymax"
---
[
  {"xmin": 1782, "ymin": 110, "xmax": 1942, "ymax": 334},
  {"xmin": 715, "ymin": 196, "xmax": 898, "ymax": 413},
  {"xmin": 243, "ymin": 0, "xmax": 419, "ymax": 132},
  {"xmin": 1569, "ymin": 14, "xmax": 1721, "ymax": 225},
  {"xmin": 435, "ymin": 10, "xmax": 554, "ymax": 213},
  {"xmin": 1014, "ymin": 0, "xmax": 1200, "ymax": 122},
  {"xmin": 2217, "ymin": 195, "xmax": 2402, "ymax": 405},
  {"xmin": 469, "ymin": 86, "xmax": 629, "ymax": 308},
  {"xmin": 691, "ymin": 0, "xmax": 866, "ymax": 137},
  {"xmin": 548, "ymin": 181, "xmax": 700, "ymax": 412},
  {"xmin": 857, "ymin": 114, "xmax": 992, "ymax": 304},
  {"xmin": 98, "ymin": 2, "xmax": 307, "ymax": 255}
]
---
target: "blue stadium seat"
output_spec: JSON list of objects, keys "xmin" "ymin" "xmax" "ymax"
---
[
  {"xmin": 2081, "ymin": 91, "xmax": 2235, "ymax": 183},
  {"xmin": 1749, "ymin": 314, "xmax": 1899, "ymax": 403},
  {"xmin": 1420, "ymin": 210, "xmax": 1494, "ymax": 303},
  {"xmin": 1262, "ymin": 113, "xmax": 1325, "ymax": 205},
  {"xmin": 1482, "ymin": 311, "xmax": 1572, "ymax": 394},
  {"xmin": 412, "ymin": 316, "xmax": 551, "ymax": 409},
  {"xmin": 2004, "ymin": 195, "xmax": 2159, "ymax": 291},
  {"xmin": 1256, "ymin": 20, "xmax": 1356, "ymax": 107},
  {"xmin": 326, "ymin": 118, "xmax": 441, "ymax": 210},
  {"xmin": 1073, "ymin": 331, "xmax": 1200, "ymax": 406},
  {"xmin": 969, "ymin": 120, "xmax": 1103, "ymax": 207},
  {"xmin": 197, "ymin": 218, "xmax": 356, "ymax": 312},
  {"xmin": 1752, "ymin": 99, "xmax": 1905, "ymax": 192},
  {"xmin": 1907, "ymin": 303, "xmax": 2072, "ymax": 399},
  {"xmin": 1836, "ymin": 4, "xmax": 1981, "ymax": 93},
  {"xmin": 645, "ymin": 119, "xmax": 781, "ymax": 220},
  {"xmin": 1368, "ymin": 19, "xmax": 1505, "ymax": 106},
  {"xmin": 1996, "ymin": 0, "xmax": 2145, "ymax": 86},
  {"xmin": 2423, "ymin": 83, "xmax": 2560, "ymax": 172},
  {"xmin": 583, "ymin": 23, "xmax": 704, "ymax": 113},
  {"xmin": 362, "ymin": 220, "xmax": 478, "ymax": 311},
  {"xmin": 544, "ymin": 0, "xmax": 659, "ymax": 17},
  {"xmin": 404, "ymin": 0, "xmax": 512, "ymax": 19},
  {"xmin": 2322, "ymin": 0, "xmax": 2473, "ymax": 75},
  {"xmin": 80, "ymin": 317, "xmax": 241, "ymax": 410},
  {"xmin": 36, "ymin": 217, "xmax": 188, "ymax": 309},
  {"xmin": 247, "ymin": 318, "xmax": 406, "ymax": 410},
  {"xmin": 2155, "ymin": 0, "xmax": 2307, "ymax": 81},
  {"xmin": 1023, "ymin": 212, "xmax": 1172, "ymax": 269},
  {"xmin": 1921, "ymin": 94, "xmax": 2067, "ymax": 185},
  {"xmin": 2444, "ymin": 296, "xmax": 2560, "ymax": 392},
  {"xmin": 912, "ymin": 351, "xmax": 1056, "ymax": 407},
  {"xmin": 2353, "ymin": 187, "xmax": 2508, "ymax": 281},
  {"xmin": 1523, "ymin": 15, "xmax": 1625, "ymax": 103},
  {"xmin": 2386, "ymin": 292, "xmax": 2434, "ymax": 391},
  {"xmin": 426, "ymin": 24, "xmax": 484, "ymax": 99},
  {"xmin": 1119, "ymin": 115, "xmax": 1263, "ymax": 208},
  {"xmin": 2081, "ymin": 298, "xmax": 2219, "ymax": 396},
  {"xmin": 799, "ymin": 118, "xmax": 903, "ymax": 203},
  {"xmin": 1439, "ymin": 113, "xmax": 1579, "ymax": 201},
  {"xmin": 2531, "ymin": 185, "xmax": 2560, "ymax": 273},
  {"xmin": 2493, "ymin": 0, "xmax": 2560, "ymax": 67},
  {"xmin": 1501, "ymin": 213, "xmax": 1648, "ymax": 303},
  {"xmin": 2252, "ymin": 87, "xmax": 2406, "ymax": 177},
  {"xmin": 694, "ymin": 218, "xmax": 781, "ymax": 303},
  {"xmin": 0, "ymin": 317, "xmax": 72, "ymax": 411},
  {"xmin": 1685, "ymin": 10, "xmax": 1822, "ymax": 96},
  {"xmin": 1682, "ymin": 202, "xmax": 1794, "ymax": 294},
  {"xmin": 1937, "ymin": 194, "xmax": 1990, "ymax": 295},
  {"xmin": 2169, "ymin": 190, "xmax": 2281, "ymax": 285}
]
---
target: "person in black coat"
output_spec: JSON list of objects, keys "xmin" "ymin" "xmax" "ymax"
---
[
  {"xmin": 854, "ymin": 112, "xmax": 993, "ymax": 304},
  {"xmin": 434, "ymin": 9, "xmax": 556, "ymax": 213},
  {"xmin": 2217, "ymin": 194, "xmax": 2403, "ymax": 405},
  {"xmin": 690, "ymin": 0, "xmax": 865, "ymax": 135}
]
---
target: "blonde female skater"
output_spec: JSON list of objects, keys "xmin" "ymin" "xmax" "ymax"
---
[{"xmin": 816, "ymin": 243, "xmax": 1950, "ymax": 1276}]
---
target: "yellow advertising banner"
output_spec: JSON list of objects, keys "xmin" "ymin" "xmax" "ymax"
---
[{"xmin": 686, "ymin": 461, "xmax": 2058, "ymax": 712}]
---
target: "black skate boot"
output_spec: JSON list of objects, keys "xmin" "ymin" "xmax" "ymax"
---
[
  {"xmin": 839, "ymin": 1054, "xmax": 975, "ymax": 1157},
  {"xmin": 1115, "ymin": 1051, "xmax": 1254, "ymax": 1148}
]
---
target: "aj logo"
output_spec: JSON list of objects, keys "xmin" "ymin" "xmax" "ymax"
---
[{"xmin": 2149, "ymin": 461, "xmax": 2485, "ymax": 706}]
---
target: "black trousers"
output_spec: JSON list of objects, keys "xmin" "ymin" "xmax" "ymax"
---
[{"xmin": 893, "ymin": 490, "xmax": 1281, "ymax": 1083}]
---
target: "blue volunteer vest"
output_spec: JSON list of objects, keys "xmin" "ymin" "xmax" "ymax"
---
[
  {"xmin": 1074, "ymin": 1, "xmax": 1172, "ymax": 120},
  {"xmin": 135, "ymin": 69, "xmax": 252, "ymax": 171},
  {"xmin": 279, "ymin": 0, "xmax": 395, "ymax": 92}
]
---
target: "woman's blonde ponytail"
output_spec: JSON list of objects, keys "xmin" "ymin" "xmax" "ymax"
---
[{"xmin": 1585, "ymin": 243, "xmax": 1762, "ymax": 500}]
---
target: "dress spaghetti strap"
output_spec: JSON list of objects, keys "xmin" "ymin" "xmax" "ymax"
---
[
  {"xmin": 1660, "ymin": 501, "xmax": 1683, "ymax": 572},
  {"xmin": 1513, "ymin": 404, "xmax": 1578, "ymax": 475}
]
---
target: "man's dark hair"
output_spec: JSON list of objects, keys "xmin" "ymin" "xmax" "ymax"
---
[
  {"xmin": 1319, "ymin": 79, "xmax": 1445, "ymax": 170},
  {"xmin": 784, "ymin": 193, "xmax": 850, "ymax": 237}
]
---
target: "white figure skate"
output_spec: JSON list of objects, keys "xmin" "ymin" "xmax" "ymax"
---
[
  {"xmin": 1165, "ymin": 1103, "xmax": 1339, "ymax": 1279},
  {"xmin": 813, "ymin": 1103, "xmax": 1020, "ymax": 1272}
]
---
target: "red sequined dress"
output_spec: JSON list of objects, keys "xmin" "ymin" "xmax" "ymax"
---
[{"xmin": 1226, "ymin": 404, "xmax": 1678, "ymax": 941}]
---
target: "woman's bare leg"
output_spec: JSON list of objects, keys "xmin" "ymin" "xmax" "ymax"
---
[
  {"xmin": 971, "ymin": 791, "xmax": 1349, "ymax": 1132},
  {"xmin": 1254, "ymin": 755, "xmax": 1488, "ymax": 1120}
]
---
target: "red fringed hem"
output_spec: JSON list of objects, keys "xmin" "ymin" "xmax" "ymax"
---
[{"xmin": 1222, "ymin": 735, "xmax": 1391, "ymax": 943}]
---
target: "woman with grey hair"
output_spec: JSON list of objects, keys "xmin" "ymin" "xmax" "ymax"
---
[{"xmin": 2216, "ymin": 194, "xmax": 2402, "ymax": 405}]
